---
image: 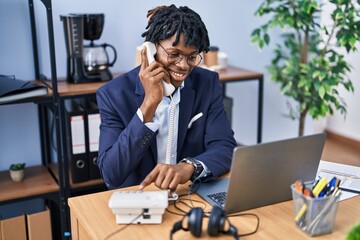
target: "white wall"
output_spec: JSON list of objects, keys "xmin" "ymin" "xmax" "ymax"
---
[
  {"xmin": 320, "ymin": 0, "xmax": 360, "ymax": 141},
  {"xmin": 1, "ymin": 1, "xmax": 358, "ymax": 171},
  {"xmin": 326, "ymin": 49, "xmax": 360, "ymax": 141}
]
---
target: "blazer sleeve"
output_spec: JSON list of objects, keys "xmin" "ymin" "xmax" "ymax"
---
[{"xmin": 96, "ymin": 82, "xmax": 156, "ymax": 188}]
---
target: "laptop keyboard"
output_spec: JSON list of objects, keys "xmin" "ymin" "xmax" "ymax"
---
[{"xmin": 207, "ymin": 192, "xmax": 227, "ymax": 208}]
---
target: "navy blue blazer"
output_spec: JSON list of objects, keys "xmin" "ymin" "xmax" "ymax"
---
[{"xmin": 96, "ymin": 66, "xmax": 236, "ymax": 189}]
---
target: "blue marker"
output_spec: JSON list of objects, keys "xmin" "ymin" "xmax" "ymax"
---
[{"xmin": 326, "ymin": 177, "xmax": 337, "ymax": 196}]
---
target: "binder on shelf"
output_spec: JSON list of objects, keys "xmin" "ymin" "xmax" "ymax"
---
[
  {"xmin": 0, "ymin": 75, "xmax": 48, "ymax": 104},
  {"xmin": 64, "ymin": 99, "xmax": 89, "ymax": 183},
  {"xmin": 77, "ymin": 98, "xmax": 102, "ymax": 180}
]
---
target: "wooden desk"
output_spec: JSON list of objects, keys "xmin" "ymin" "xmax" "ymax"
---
[
  {"xmin": 39, "ymin": 66, "xmax": 264, "ymax": 143},
  {"xmin": 68, "ymin": 183, "xmax": 359, "ymax": 240}
]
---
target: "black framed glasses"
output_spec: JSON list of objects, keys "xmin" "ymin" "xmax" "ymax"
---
[{"xmin": 158, "ymin": 43, "xmax": 202, "ymax": 67}]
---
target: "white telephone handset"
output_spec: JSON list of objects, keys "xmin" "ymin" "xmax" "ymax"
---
[{"xmin": 141, "ymin": 41, "xmax": 175, "ymax": 96}]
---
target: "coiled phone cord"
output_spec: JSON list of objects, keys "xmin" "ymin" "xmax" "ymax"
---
[{"xmin": 165, "ymin": 97, "xmax": 176, "ymax": 165}]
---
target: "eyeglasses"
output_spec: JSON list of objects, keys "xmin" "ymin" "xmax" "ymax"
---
[{"xmin": 158, "ymin": 43, "xmax": 202, "ymax": 67}]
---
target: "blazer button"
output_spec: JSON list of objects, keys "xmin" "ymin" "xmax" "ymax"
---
[{"xmin": 139, "ymin": 139, "xmax": 147, "ymax": 147}]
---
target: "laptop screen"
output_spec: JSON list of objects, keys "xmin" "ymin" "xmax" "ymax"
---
[{"xmin": 196, "ymin": 133, "xmax": 326, "ymax": 214}]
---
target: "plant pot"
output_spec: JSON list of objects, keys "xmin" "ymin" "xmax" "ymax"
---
[{"xmin": 9, "ymin": 169, "xmax": 25, "ymax": 182}]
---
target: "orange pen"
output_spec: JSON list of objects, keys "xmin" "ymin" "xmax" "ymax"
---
[
  {"xmin": 295, "ymin": 180, "xmax": 303, "ymax": 194},
  {"xmin": 303, "ymin": 188, "xmax": 312, "ymax": 197}
]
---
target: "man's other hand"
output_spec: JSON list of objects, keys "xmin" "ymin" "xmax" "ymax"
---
[{"xmin": 139, "ymin": 163, "xmax": 194, "ymax": 192}]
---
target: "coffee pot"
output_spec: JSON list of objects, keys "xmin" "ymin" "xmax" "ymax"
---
[
  {"xmin": 82, "ymin": 13, "xmax": 117, "ymax": 80},
  {"xmin": 60, "ymin": 13, "xmax": 117, "ymax": 83},
  {"xmin": 83, "ymin": 43, "xmax": 117, "ymax": 73}
]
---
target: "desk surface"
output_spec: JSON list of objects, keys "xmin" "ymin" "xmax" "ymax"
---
[{"xmin": 68, "ymin": 181, "xmax": 360, "ymax": 240}]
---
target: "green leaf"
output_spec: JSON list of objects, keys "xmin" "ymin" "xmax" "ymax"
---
[
  {"xmin": 251, "ymin": 28, "xmax": 261, "ymax": 37},
  {"xmin": 264, "ymin": 33, "xmax": 270, "ymax": 45},
  {"xmin": 334, "ymin": 9, "xmax": 345, "ymax": 20},
  {"xmin": 312, "ymin": 70, "xmax": 320, "ymax": 79},
  {"xmin": 319, "ymin": 71, "xmax": 327, "ymax": 81},
  {"xmin": 259, "ymin": 39, "xmax": 264, "ymax": 49},
  {"xmin": 10, "ymin": 163, "xmax": 26, "ymax": 171}
]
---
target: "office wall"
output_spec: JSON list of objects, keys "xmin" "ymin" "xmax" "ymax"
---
[
  {"xmin": 326, "ymin": 50, "xmax": 360, "ymax": 141},
  {"xmin": 1, "ymin": 1, "xmax": 358, "ymax": 171},
  {"xmin": 320, "ymin": 1, "xmax": 360, "ymax": 141}
]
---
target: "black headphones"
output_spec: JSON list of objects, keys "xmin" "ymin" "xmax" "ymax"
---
[{"xmin": 170, "ymin": 206, "xmax": 239, "ymax": 240}]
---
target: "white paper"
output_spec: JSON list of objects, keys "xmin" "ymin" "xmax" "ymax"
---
[{"xmin": 316, "ymin": 160, "xmax": 360, "ymax": 201}]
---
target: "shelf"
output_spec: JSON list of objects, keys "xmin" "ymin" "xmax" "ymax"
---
[
  {"xmin": 35, "ymin": 72, "xmax": 124, "ymax": 97},
  {"xmin": 49, "ymin": 163, "xmax": 104, "ymax": 190},
  {"xmin": 0, "ymin": 165, "xmax": 59, "ymax": 203},
  {"xmin": 39, "ymin": 80, "xmax": 106, "ymax": 97}
]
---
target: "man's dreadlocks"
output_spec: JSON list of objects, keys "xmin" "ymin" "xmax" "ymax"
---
[{"xmin": 141, "ymin": 4, "xmax": 210, "ymax": 53}]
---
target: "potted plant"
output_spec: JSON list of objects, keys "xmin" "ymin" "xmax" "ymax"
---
[
  {"xmin": 9, "ymin": 163, "xmax": 26, "ymax": 182},
  {"xmin": 251, "ymin": 0, "xmax": 360, "ymax": 136},
  {"xmin": 346, "ymin": 221, "xmax": 360, "ymax": 240}
]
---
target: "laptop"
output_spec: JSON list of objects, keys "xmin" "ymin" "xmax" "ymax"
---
[{"xmin": 196, "ymin": 133, "xmax": 326, "ymax": 214}]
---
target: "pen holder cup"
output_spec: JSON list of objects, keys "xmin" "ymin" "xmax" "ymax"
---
[{"xmin": 291, "ymin": 183, "xmax": 340, "ymax": 237}]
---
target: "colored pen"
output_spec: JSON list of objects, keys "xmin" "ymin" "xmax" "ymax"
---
[
  {"xmin": 303, "ymin": 187, "xmax": 312, "ymax": 197},
  {"xmin": 332, "ymin": 187, "xmax": 341, "ymax": 196},
  {"xmin": 335, "ymin": 178, "xmax": 341, "ymax": 188},
  {"xmin": 312, "ymin": 176, "xmax": 321, "ymax": 190},
  {"xmin": 312, "ymin": 177, "xmax": 327, "ymax": 197},
  {"xmin": 295, "ymin": 204, "xmax": 307, "ymax": 223},
  {"xmin": 295, "ymin": 180, "xmax": 304, "ymax": 194},
  {"xmin": 325, "ymin": 177, "xmax": 337, "ymax": 196}
]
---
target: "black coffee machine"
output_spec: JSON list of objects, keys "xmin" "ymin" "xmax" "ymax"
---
[{"xmin": 60, "ymin": 14, "xmax": 117, "ymax": 83}]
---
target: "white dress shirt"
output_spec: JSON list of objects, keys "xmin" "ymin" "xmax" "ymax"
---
[
  {"xmin": 137, "ymin": 84, "xmax": 183, "ymax": 164},
  {"xmin": 136, "ymin": 83, "xmax": 211, "ymax": 179}
]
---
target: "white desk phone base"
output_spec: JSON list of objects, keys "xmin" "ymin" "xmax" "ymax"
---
[{"xmin": 108, "ymin": 190, "xmax": 177, "ymax": 224}]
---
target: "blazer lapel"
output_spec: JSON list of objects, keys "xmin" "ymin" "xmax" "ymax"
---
[{"xmin": 177, "ymin": 79, "xmax": 195, "ymax": 158}]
